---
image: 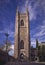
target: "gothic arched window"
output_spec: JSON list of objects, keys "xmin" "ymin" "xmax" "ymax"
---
[
  {"xmin": 20, "ymin": 40, "xmax": 24, "ymax": 49},
  {"xmin": 21, "ymin": 20, "xmax": 24, "ymax": 26}
]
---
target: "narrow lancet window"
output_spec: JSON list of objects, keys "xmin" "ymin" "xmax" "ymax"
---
[
  {"xmin": 20, "ymin": 40, "xmax": 24, "ymax": 49},
  {"xmin": 21, "ymin": 20, "xmax": 24, "ymax": 26}
]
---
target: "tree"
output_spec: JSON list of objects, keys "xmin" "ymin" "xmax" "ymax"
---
[{"xmin": 1, "ymin": 33, "xmax": 11, "ymax": 53}]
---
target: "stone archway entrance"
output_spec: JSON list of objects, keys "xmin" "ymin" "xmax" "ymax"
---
[
  {"xmin": 19, "ymin": 53, "xmax": 27, "ymax": 61},
  {"xmin": 20, "ymin": 53, "xmax": 25, "ymax": 61}
]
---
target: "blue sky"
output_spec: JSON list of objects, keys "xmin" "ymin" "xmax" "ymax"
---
[{"xmin": 0, "ymin": 0, "xmax": 45, "ymax": 48}]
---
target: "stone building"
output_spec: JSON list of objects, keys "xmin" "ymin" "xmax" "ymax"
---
[
  {"xmin": 14, "ymin": 8, "xmax": 30, "ymax": 60},
  {"xmin": 36, "ymin": 40, "xmax": 45, "ymax": 61}
]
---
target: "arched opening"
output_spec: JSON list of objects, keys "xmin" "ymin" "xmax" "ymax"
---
[
  {"xmin": 20, "ymin": 53, "xmax": 24, "ymax": 59},
  {"xmin": 21, "ymin": 20, "xmax": 24, "ymax": 26},
  {"xmin": 19, "ymin": 53, "xmax": 27, "ymax": 61},
  {"xmin": 20, "ymin": 40, "xmax": 24, "ymax": 49}
]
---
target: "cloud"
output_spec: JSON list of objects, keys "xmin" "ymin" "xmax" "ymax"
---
[
  {"xmin": 0, "ymin": 30, "xmax": 14, "ymax": 38},
  {"xmin": 31, "ymin": 19, "xmax": 45, "ymax": 43},
  {"xmin": 32, "ymin": 0, "xmax": 45, "ymax": 9},
  {"xmin": 19, "ymin": 0, "xmax": 36, "ymax": 21},
  {"xmin": 30, "ymin": 0, "xmax": 45, "ymax": 20},
  {"xmin": 8, "ymin": 50, "xmax": 14, "ymax": 56},
  {"xmin": 28, "ymin": 5, "xmax": 36, "ymax": 21},
  {"xmin": 31, "ymin": 41, "xmax": 36, "ymax": 48},
  {"xmin": 30, "ymin": 37, "xmax": 36, "ymax": 48},
  {"xmin": 25, "ymin": 0, "xmax": 29, "ymax": 8},
  {"xmin": 31, "ymin": 20, "xmax": 45, "ymax": 39},
  {"xmin": 0, "ymin": 19, "xmax": 15, "ymax": 37},
  {"xmin": 5, "ymin": 30, "xmax": 14, "ymax": 38},
  {"xmin": 8, "ymin": 44, "xmax": 14, "ymax": 56},
  {"xmin": 30, "ymin": 0, "xmax": 45, "ymax": 43},
  {"xmin": 5, "ymin": 22, "xmax": 14, "ymax": 38},
  {"xmin": 10, "ymin": 45, "xmax": 14, "ymax": 50},
  {"xmin": 43, "ymin": 20, "xmax": 45, "ymax": 24},
  {"xmin": 28, "ymin": 0, "xmax": 45, "ymax": 21}
]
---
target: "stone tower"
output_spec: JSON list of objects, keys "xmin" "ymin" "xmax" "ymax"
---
[{"xmin": 14, "ymin": 8, "xmax": 30, "ymax": 60}]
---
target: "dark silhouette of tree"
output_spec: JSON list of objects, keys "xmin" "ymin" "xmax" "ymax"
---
[
  {"xmin": 1, "ymin": 33, "xmax": 11, "ymax": 53},
  {"xmin": 5, "ymin": 33, "xmax": 12, "ymax": 53}
]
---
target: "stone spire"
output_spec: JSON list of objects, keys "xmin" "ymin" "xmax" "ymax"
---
[
  {"xmin": 26, "ymin": 0, "xmax": 29, "ymax": 16},
  {"xmin": 16, "ymin": 7, "xmax": 19, "ymax": 15}
]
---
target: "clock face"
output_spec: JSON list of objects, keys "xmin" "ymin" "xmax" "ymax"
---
[{"xmin": 21, "ymin": 19, "xmax": 24, "ymax": 26}]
